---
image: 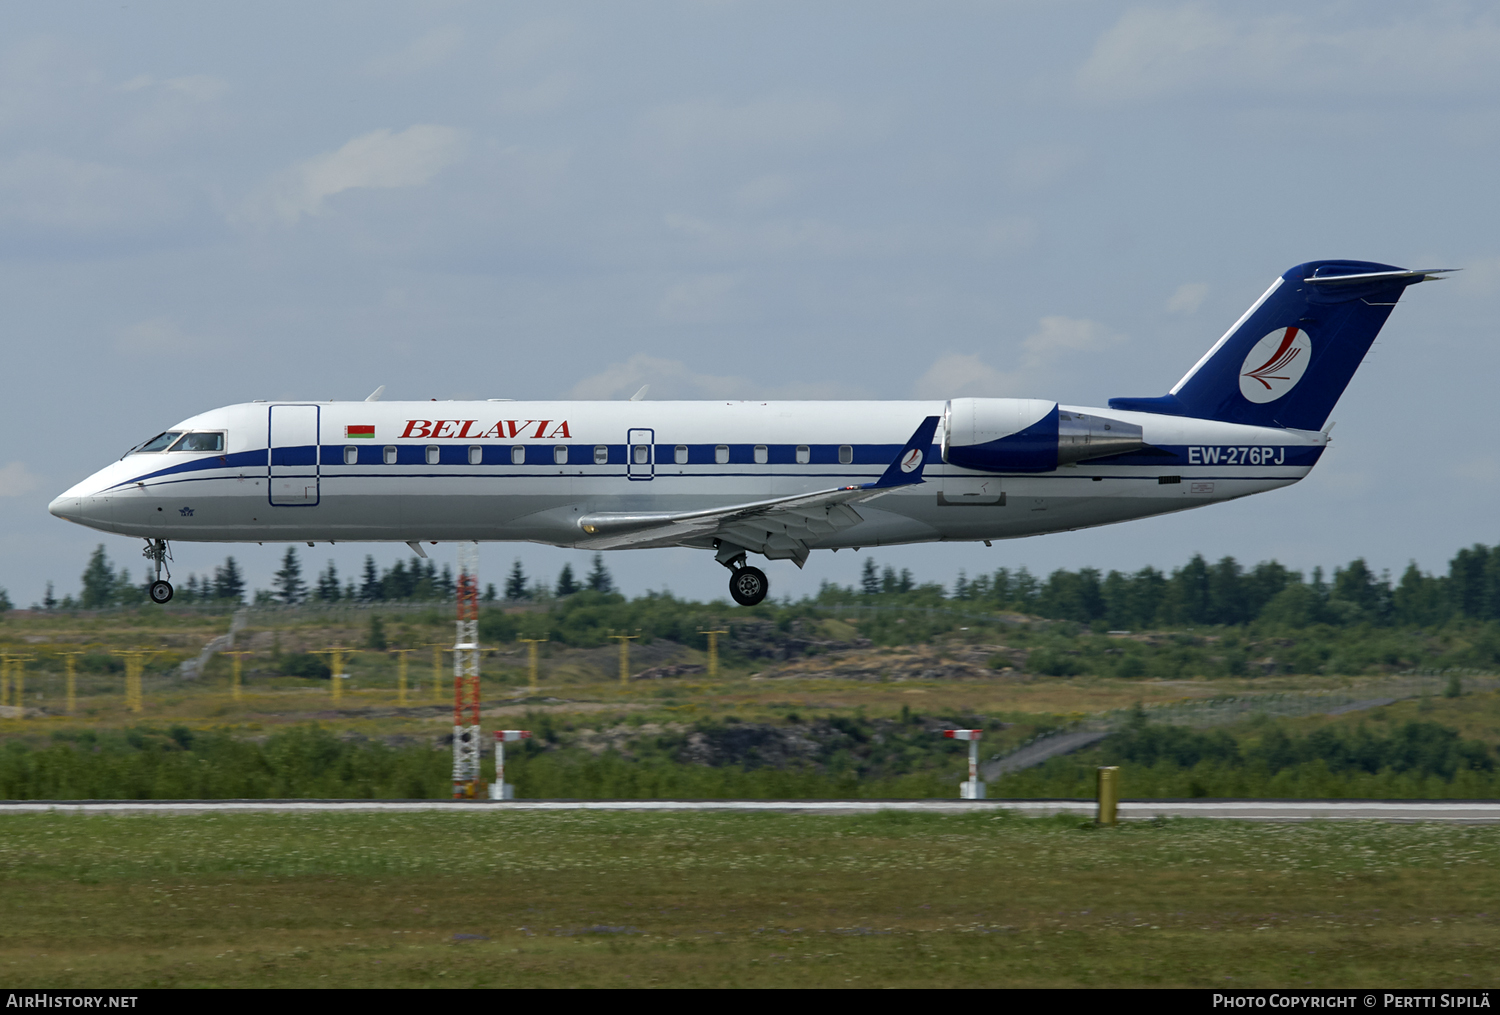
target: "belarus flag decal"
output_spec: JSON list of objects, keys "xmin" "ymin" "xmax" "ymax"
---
[{"xmin": 345, "ymin": 425, "xmax": 375, "ymax": 439}]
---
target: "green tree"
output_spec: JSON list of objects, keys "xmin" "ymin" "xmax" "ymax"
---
[
  {"xmin": 860, "ymin": 558, "xmax": 880, "ymax": 595},
  {"xmin": 505, "ymin": 559, "xmax": 529, "ymax": 600},
  {"xmin": 556, "ymin": 563, "xmax": 579, "ymax": 597},
  {"xmin": 273, "ymin": 547, "xmax": 306, "ymax": 604},
  {"xmin": 367, "ymin": 614, "xmax": 388, "ymax": 651},
  {"xmin": 315, "ymin": 561, "xmax": 341, "ymax": 602},
  {"xmin": 587, "ymin": 554, "xmax": 615, "ymax": 594},
  {"xmin": 213, "ymin": 557, "xmax": 245, "ymax": 603},
  {"xmin": 79, "ymin": 545, "xmax": 116, "ymax": 608}
]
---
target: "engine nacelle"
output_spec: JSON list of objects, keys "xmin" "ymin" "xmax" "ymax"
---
[{"xmin": 941, "ymin": 398, "xmax": 1147, "ymax": 472}]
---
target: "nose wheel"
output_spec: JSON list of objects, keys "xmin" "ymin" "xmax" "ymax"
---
[{"xmin": 142, "ymin": 538, "xmax": 173, "ymax": 605}]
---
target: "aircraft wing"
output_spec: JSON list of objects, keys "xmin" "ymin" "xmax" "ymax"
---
[{"xmin": 574, "ymin": 415, "xmax": 940, "ymax": 566}]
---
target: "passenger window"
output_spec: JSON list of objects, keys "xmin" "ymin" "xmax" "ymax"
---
[
  {"xmin": 171, "ymin": 432, "xmax": 224, "ymax": 453},
  {"xmin": 554, "ymin": 445, "xmax": 568, "ymax": 465},
  {"xmin": 426, "ymin": 446, "xmax": 440, "ymax": 465},
  {"xmin": 511, "ymin": 445, "xmax": 526, "ymax": 465},
  {"xmin": 839, "ymin": 445, "xmax": 853, "ymax": 465},
  {"xmin": 344, "ymin": 446, "xmax": 358, "ymax": 465},
  {"xmin": 715, "ymin": 445, "xmax": 729, "ymax": 465},
  {"xmin": 594, "ymin": 445, "xmax": 608, "ymax": 465},
  {"xmin": 137, "ymin": 432, "xmax": 182, "ymax": 453},
  {"xmin": 675, "ymin": 445, "xmax": 688, "ymax": 465},
  {"xmin": 754, "ymin": 445, "xmax": 768, "ymax": 465},
  {"xmin": 383, "ymin": 446, "xmax": 397, "ymax": 465},
  {"xmin": 633, "ymin": 445, "xmax": 649, "ymax": 465},
  {"xmin": 795, "ymin": 445, "xmax": 810, "ymax": 464},
  {"xmin": 468, "ymin": 446, "xmax": 482, "ymax": 466}
]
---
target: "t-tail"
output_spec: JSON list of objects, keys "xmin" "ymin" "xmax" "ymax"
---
[{"xmin": 1108, "ymin": 260, "xmax": 1454, "ymax": 431}]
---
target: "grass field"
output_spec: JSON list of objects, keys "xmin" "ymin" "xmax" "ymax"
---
[{"xmin": 3, "ymin": 810, "xmax": 1498, "ymax": 988}]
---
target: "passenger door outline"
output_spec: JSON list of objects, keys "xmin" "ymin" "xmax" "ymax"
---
[
  {"xmin": 268, "ymin": 404, "xmax": 320, "ymax": 506},
  {"xmin": 627, "ymin": 428, "xmax": 655, "ymax": 481}
]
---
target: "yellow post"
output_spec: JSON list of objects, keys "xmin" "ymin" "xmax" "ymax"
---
[
  {"xmin": 1097, "ymin": 766, "xmax": 1120, "ymax": 826},
  {"xmin": 310, "ymin": 646, "xmax": 356, "ymax": 702},
  {"xmin": 430, "ymin": 644, "xmax": 445, "ymax": 702},
  {"xmin": 12, "ymin": 655, "xmax": 31, "ymax": 712},
  {"xmin": 113, "ymin": 651, "xmax": 151, "ymax": 713},
  {"xmin": 518, "ymin": 638, "xmax": 548, "ymax": 694},
  {"xmin": 0, "ymin": 653, "xmax": 11, "ymax": 707},
  {"xmin": 222, "ymin": 651, "xmax": 253, "ymax": 702},
  {"xmin": 389, "ymin": 648, "xmax": 416, "ymax": 706},
  {"xmin": 698, "ymin": 629, "xmax": 728, "ymax": 680},
  {"xmin": 61, "ymin": 651, "xmax": 84, "ymax": 715},
  {"xmin": 609, "ymin": 633, "xmax": 639, "ymax": 687}
]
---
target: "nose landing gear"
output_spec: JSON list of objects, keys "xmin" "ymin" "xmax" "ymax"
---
[
  {"xmin": 716, "ymin": 542, "xmax": 769, "ymax": 607},
  {"xmin": 143, "ymin": 539, "xmax": 174, "ymax": 604}
]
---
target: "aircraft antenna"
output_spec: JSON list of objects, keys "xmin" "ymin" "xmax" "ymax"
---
[{"xmin": 452, "ymin": 541, "xmax": 483, "ymax": 799}]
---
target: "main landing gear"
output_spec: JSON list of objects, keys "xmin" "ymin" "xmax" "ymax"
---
[
  {"xmin": 143, "ymin": 539, "xmax": 174, "ymax": 604},
  {"xmin": 717, "ymin": 543, "xmax": 769, "ymax": 607}
]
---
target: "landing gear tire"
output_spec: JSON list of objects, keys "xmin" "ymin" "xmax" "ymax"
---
[
  {"xmin": 149, "ymin": 580, "xmax": 174, "ymax": 604},
  {"xmin": 728, "ymin": 566, "xmax": 769, "ymax": 607}
]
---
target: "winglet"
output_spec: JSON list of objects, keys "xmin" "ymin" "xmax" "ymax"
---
[{"xmin": 865, "ymin": 415, "xmax": 941, "ymax": 489}]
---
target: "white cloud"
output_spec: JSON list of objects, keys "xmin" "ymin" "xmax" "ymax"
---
[
  {"xmin": 914, "ymin": 353, "xmax": 1023, "ymax": 399},
  {"xmin": 1076, "ymin": 4, "xmax": 1500, "ymax": 104},
  {"xmin": 496, "ymin": 72, "xmax": 576, "ymax": 115},
  {"xmin": 661, "ymin": 211, "xmax": 896, "ymax": 261},
  {"xmin": 570, "ymin": 355, "xmax": 753, "ymax": 400},
  {"xmin": 366, "ymin": 26, "xmax": 465, "ymax": 76},
  {"xmin": 117, "ymin": 318, "xmax": 221, "ymax": 356},
  {"xmin": 658, "ymin": 273, "xmax": 743, "ymax": 324},
  {"xmin": 0, "ymin": 462, "xmax": 41, "ymax": 498},
  {"xmin": 914, "ymin": 316, "xmax": 1125, "ymax": 399},
  {"xmin": 637, "ymin": 93, "xmax": 873, "ymax": 172},
  {"xmin": 1166, "ymin": 283, "xmax": 1208, "ymax": 314},
  {"xmin": 569, "ymin": 354, "xmax": 866, "ymax": 401},
  {"xmin": 243, "ymin": 125, "xmax": 467, "ymax": 224},
  {"xmin": 1007, "ymin": 143, "xmax": 1085, "ymax": 190},
  {"xmin": 0, "ymin": 151, "xmax": 179, "ymax": 232}
]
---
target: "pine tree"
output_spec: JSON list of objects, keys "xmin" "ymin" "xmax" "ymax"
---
[
  {"xmin": 273, "ymin": 547, "xmax": 306, "ymax": 604},
  {"xmin": 360, "ymin": 555, "xmax": 382, "ymax": 602},
  {"xmin": 482, "ymin": 583, "xmax": 497, "ymax": 602},
  {"xmin": 438, "ymin": 564, "xmax": 455, "ymax": 600},
  {"xmin": 316, "ymin": 561, "xmax": 341, "ymax": 602},
  {"xmin": 0, "ymin": 588, "xmax": 11, "ymax": 612},
  {"xmin": 213, "ymin": 557, "xmax": 246, "ymax": 603},
  {"xmin": 586, "ymin": 554, "xmax": 615, "ymax": 594},
  {"xmin": 505, "ymin": 559, "xmax": 529, "ymax": 600},
  {"xmin": 367, "ymin": 614, "xmax": 388, "ymax": 651},
  {"xmin": 861, "ymin": 557, "xmax": 880, "ymax": 595},
  {"xmin": 42, "ymin": 582, "xmax": 56, "ymax": 611},
  {"xmin": 80, "ymin": 545, "xmax": 116, "ymax": 608},
  {"xmin": 556, "ymin": 563, "xmax": 579, "ymax": 597}
]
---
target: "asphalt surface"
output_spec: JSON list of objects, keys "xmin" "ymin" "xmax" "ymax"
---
[{"xmin": 4, "ymin": 799, "xmax": 1499, "ymax": 821}]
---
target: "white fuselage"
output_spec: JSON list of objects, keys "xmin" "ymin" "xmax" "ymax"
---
[{"xmin": 49, "ymin": 399, "xmax": 1327, "ymax": 552}]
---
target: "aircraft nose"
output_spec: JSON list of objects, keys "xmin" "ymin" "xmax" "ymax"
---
[{"xmin": 48, "ymin": 494, "xmax": 83, "ymax": 521}]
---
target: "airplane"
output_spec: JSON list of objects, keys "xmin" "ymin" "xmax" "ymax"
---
[{"xmin": 49, "ymin": 259, "xmax": 1449, "ymax": 608}]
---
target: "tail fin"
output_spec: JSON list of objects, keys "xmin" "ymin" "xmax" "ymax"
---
[{"xmin": 1109, "ymin": 260, "xmax": 1452, "ymax": 431}]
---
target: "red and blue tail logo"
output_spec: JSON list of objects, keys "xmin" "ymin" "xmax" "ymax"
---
[{"xmin": 1238, "ymin": 327, "xmax": 1311, "ymax": 403}]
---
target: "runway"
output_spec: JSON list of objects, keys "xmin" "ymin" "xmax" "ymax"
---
[{"xmin": 4, "ymin": 799, "xmax": 1500, "ymax": 821}]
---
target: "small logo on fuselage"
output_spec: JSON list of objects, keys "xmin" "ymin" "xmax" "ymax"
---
[
  {"xmin": 1239, "ymin": 327, "xmax": 1311, "ymax": 403},
  {"xmin": 179, "ymin": 506, "xmax": 194, "ymax": 517}
]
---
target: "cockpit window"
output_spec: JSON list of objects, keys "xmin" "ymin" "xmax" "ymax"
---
[
  {"xmin": 135, "ymin": 432, "xmax": 182, "ymax": 453},
  {"xmin": 170, "ymin": 432, "xmax": 225, "ymax": 453}
]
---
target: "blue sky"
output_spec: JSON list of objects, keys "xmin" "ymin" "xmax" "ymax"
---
[{"xmin": 4, "ymin": 1, "xmax": 1499, "ymax": 604}]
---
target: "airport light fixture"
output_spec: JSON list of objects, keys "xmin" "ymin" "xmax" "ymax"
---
[
  {"xmin": 944, "ymin": 729, "xmax": 985, "ymax": 799},
  {"xmin": 490, "ymin": 730, "xmax": 532, "ymax": 800}
]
